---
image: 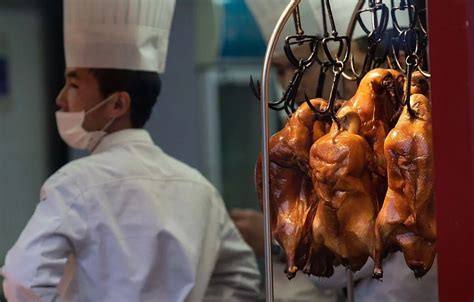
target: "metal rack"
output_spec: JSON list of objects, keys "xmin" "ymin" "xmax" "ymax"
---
[
  {"xmin": 259, "ymin": 3, "xmax": 301, "ymax": 300},
  {"xmin": 258, "ymin": 1, "xmax": 357, "ymax": 301},
  {"xmin": 257, "ymin": 0, "xmax": 428, "ymax": 301}
]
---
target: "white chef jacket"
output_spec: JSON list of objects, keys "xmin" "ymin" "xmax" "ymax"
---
[
  {"xmin": 311, "ymin": 252, "xmax": 439, "ymax": 302},
  {"xmin": 2, "ymin": 129, "xmax": 261, "ymax": 302}
]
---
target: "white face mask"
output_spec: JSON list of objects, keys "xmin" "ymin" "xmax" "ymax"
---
[{"xmin": 56, "ymin": 94, "xmax": 116, "ymax": 151}]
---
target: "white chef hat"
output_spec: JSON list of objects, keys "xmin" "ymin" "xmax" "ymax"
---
[
  {"xmin": 244, "ymin": 0, "xmax": 323, "ymax": 56},
  {"xmin": 64, "ymin": 0, "xmax": 176, "ymax": 73}
]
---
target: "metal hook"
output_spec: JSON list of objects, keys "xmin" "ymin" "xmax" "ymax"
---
[
  {"xmin": 249, "ymin": 0, "xmax": 322, "ymax": 116},
  {"xmin": 284, "ymin": 35, "xmax": 319, "ymax": 68},
  {"xmin": 390, "ymin": 37, "xmax": 406, "ymax": 73},
  {"xmin": 389, "ymin": 0, "xmax": 421, "ymax": 73},
  {"xmin": 343, "ymin": 0, "xmax": 390, "ymax": 82},
  {"xmin": 324, "ymin": 0, "xmax": 339, "ymax": 37},
  {"xmin": 403, "ymin": 54, "xmax": 419, "ymax": 118},
  {"xmin": 322, "ymin": 35, "xmax": 351, "ymax": 66},
  {"xmin": 304, "ymin": 92, "xmax": 319, "ymax": 113},
  {"xmin": 250, "ymin": 76, "xmax": 286, "ymax": 108},
  {"xmin": 415, "ymin": 8, "xmax": 430, "ymax": 78},
  {"xmin": 304, "ymin": 92, "xmax": 333, "ymax": 124},
  {"xmin": 305, "ymin": 61, "xmax": 345, "ymax": 127},
  {"xmin": 391, "ymin": 0, "xmax": 417, "ymax": 34},
  {"xmin": 342, "ymin": 0, "xmax": 364, "ymax": 82},
  {"xmin": 342, "ymin": 52, "xmax": 360, "ymax": 81},
  {"xmin": 308, "ymin": 0, "xmax": 350, "ymax": 125},
  {"xmin": 372, "ymin": 33, "xmax": 392, "ymax": 68},
  {"xmin": 250, "ymin": 58, "xmax": 312, "ymax": 115},
  {"xmin": 249, "ymin": 75, "xmax": 261, "ymax": 100},
  {"xmin": 292, "ymin": 5, "xmax": 305, "ymax": 37},
  {"xmin": 252, "ymin": 1, "xmax": 321, "ymax": 114},
  {"xmin": 284, "ymin": 1, "xmax": 320, "ymax": 67},
  {"xmin": 327, "ymin": 62, "xmax": 344, "ymax": 128},
  {"xmin": 417, "ymin": 64, "xmax": 430, "ymax": 79},
  {"xmin": 315, "ymin": 62, "xmax": 331, "ymax": 98},
  {"xmin": 390, "ymin": 0, "xmax": 430, "ymax": 86},
  {"xmin": 357, "ymin": 2, "xmax": 389, "ymax": 40}
]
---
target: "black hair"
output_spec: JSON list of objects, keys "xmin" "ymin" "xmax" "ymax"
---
[{"xmin": 90, "ymin": 69, "xmax": 162, "ymax": 128}]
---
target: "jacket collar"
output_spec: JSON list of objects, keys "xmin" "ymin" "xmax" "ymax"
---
[{"xmin": 93, "ymin": 129, "xmax": 154, "ymax": 154}]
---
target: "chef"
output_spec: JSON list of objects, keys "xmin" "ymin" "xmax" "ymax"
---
[{"xmin": 1, "ymin": 1, "xmax": 261, "ymax": 301}]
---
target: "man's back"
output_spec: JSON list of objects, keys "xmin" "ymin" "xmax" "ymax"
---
[{"xmin": 3, "ymin": 129, "xmax": 261, "ymax": 302}]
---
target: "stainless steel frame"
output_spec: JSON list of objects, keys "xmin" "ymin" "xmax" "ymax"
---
[
  {"xmin": 259, "ymin": 1, "xmax": 355, "ymax": 301},
  {"xmin": 259, "ymin": 1, "xmax": 301, "ymax": 301}
]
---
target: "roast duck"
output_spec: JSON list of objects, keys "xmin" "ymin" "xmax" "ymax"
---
[
  {"xmin": 255, "ymin": 98, "xmax": 335, "ymax": 278},
  {"xmin": 310, "ymin": 106, "xmax": 378, "ymax": 272},
  {"xmin": 341, "ymin": 68, "xmax": 405, "ymax": 206},
  {"xmin": 254, "ymin": 68, "xmax": 435, "ymax": 280},
  {"xmin": 373, "ymin": 93, "xmax": 435, "ymax": 279}
]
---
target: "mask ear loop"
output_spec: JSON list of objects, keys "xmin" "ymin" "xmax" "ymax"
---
[
  {"xmin": 88, "ymin": 115, "xmax": 117, "ymax": 151},
  {"xmin": 85, "ymin": 92, "xmax": 118, "ymax": 115},
  {"xmin": 97, "ymin": 92, "xmax": 119, "ymax": 133},
  {"xmin": 86, "ymin": 93, "xmax": 119, "ymax": 151},
  {"xmin": 87, "ymin": 92, "xmax": 119, "ymax": 131},
  {"xmin": 100, "ymin": 116, "xmax": 116, "ymax": 132}
]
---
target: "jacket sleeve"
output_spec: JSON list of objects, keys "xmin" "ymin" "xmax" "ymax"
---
[
  {"xmin": 204, "ymin": 194, "xmax": 261, "ymax": 302},
  {"xmin": 2, "ymin": 172, "xmax": 88, "ymax": 302}
]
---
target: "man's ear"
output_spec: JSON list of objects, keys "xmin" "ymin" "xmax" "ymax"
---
[{"xmin": 111, "ymin": 92, "xmax": 131, "ymax": 118}]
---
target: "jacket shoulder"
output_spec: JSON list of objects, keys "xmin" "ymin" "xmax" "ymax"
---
[{"xmin": 51, "ymin": 148, "xmax": 219, "ymax": 197}]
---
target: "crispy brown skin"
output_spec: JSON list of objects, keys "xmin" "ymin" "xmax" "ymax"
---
[
  {"xmin": 373, "ymin": 94, "xmax": 436, "ymax": 279},
  {"xmin": 254, "ymin": 99, "xmax": 334, "ymax": 279},
  {"xmin": 342, "ymin": 68, "xmax": 404, "ymax": 205},
  {"xmin": 267, "ymin": 99, "xmax": 328, "ymax": 173},
  {"xmin": 309, "ymin": 109, "xmax": 378, "ymax": 272},
  {"xmin": 410, "ymin": 71, "xmax": 430, "ymax": 98}
]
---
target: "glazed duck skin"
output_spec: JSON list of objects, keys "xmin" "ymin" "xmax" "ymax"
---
[
  {"xmin": 373, "ymin": 94, "xmax": 436, "ymax": 279},
  {"xmin": 410, "ymin": 70, "xmax": 430, "ymax": 98},
  {"xmin": 255, "ymin": 99, "xmax": 334, "ymax": 279},
  {"xmin": 268, "ymin": 99, "xmax": 329, "ymax": 173},
  {"xmin": 343, "ymin": 68, "xmax": 405, "ymax": 204},
  {"xmin": 310, "ymin": 107, "xmax": 378, "ymax": 272},
  {"xmin": 255, "ymin": 157, "xmax": 319, "ymax": 278}
]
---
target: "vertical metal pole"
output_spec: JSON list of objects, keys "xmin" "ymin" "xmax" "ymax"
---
[
  {"xmin": 346, "ymin": 270, "xmax": 355, "ymax": 302},
  {"xmin": 260, "ymin": 1, "xmax": 301, "ymax": 301}
]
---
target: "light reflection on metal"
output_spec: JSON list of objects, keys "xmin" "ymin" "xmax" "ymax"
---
[{"xmin": 260, "ymin": 1, "xmax": 301, "ymax": 301}]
